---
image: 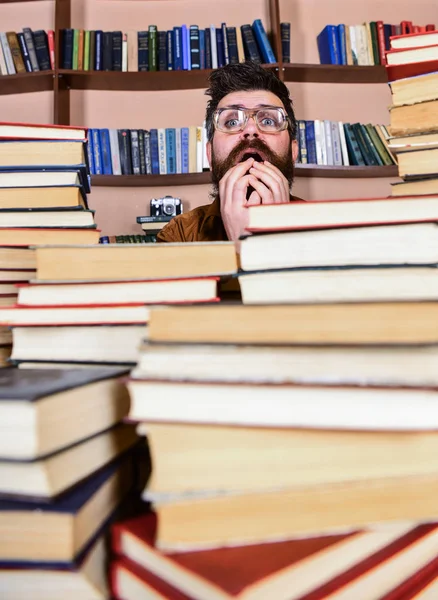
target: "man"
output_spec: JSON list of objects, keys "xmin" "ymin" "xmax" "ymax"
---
[{"xmin": 157, "ymin": 61, "xmax": 300, "ymax": 243}]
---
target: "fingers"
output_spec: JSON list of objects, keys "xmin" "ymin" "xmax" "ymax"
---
[{"xmin": 249, "ymin": 160, "xmax": 290, "ymax": 203}]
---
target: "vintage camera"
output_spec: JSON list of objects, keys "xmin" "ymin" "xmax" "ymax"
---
[{"xmin": 150, "ymin": 196, "xmax": 183, "ymax": 218}]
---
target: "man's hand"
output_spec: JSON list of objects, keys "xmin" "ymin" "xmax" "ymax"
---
[{"xmin": 248, "ymin": 160, "xmax": 290, "ymax": 205}]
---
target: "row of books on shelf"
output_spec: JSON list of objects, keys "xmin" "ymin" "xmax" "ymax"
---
[
  {"xmin": 87, "ymin": 126, "xmax": 208, "ymax": 176},
  {"xmin": 0, "ymin": 29, "xmax": 53, "ymax": 76},
  {"xmin": 296, "ymin": 120, "xmax": 396, "ymax": 167},
  {"xmin": 61, "ymin": 20, "xmax": 289, "ymax": 73},
  {"xmin": 317, "ymin": 21, "xmax": 436, "ymax": 66}
]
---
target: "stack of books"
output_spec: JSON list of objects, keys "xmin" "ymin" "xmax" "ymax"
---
[
  {"xmin": 386, "ymin": 29, "xmax": 438, "ymax": 197},
  {"xmin": 0, "ymin": 241, "xmax": 237, "ymax": 367},
  {"xmin": 0, "ymin": 367, "xmax": 141, "ymax": 599},
  {"xmin": 0, "ymin": 121, "xmax": 98, "ymax": 366}
]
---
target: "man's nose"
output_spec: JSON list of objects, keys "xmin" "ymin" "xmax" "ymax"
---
[{"xmin": 241, "ymin": 115, "xmax": 259, "ymax": 138}]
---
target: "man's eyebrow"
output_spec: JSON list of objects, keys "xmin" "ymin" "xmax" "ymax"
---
[{"xmin": 223, "ymin": 103, "xmax": 279, "ymax": 109}]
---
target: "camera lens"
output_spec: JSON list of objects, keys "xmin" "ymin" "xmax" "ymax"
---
[{"xmin": 163, "ymin": 204, "xmax": 174, "ymax": 215}]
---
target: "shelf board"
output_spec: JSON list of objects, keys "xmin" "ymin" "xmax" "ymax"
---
[
  {"xmin": 59, "ymin": 65, "xmax": 279, "ymax": 91},
  {"xmin": 0, "ymin": 71, "xmax": 54, "ymax": 95},
  {"xmin": 92, "ymin": 165, "xmax": 398, "ymax": 187},
  {"xmin": 283, "ymin": 63, "xmax": 388, "ymax": 84}
]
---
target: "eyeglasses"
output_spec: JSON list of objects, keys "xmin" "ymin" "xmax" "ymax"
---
[{"xmin": 213, "ymin": 106, "xmax": 290, "ymax": 134}]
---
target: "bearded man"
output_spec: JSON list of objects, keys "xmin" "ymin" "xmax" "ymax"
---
[{"xmin": 157, "ymin": 61, "xmax": 301, "ymax": 243}]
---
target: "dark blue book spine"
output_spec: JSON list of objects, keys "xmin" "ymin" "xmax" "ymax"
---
[
  {"xmin": 33, "ymin": 30, "xmax": 50, "ymax": 70},
  {"xmin": 337, "ymin": 24, "xmax": 347, "ymax": 65},
  {"xmin": 149, "ymin": 129, "xmax": 160, "ymax": 175},
  {"xmin": 304, "ymin": 121, "xmax": 317, "ymax": 165},
  {"xmin": 17, "ymin": 33, "xmax": 32, "ymax": 72},
  {"xmin": 173, "ymin": 26, "xmax": 182, "ymax": 70},
  {"xmin": 138, "ymin": 31, "xmax": 149, "ymax": 71},
  {"xmin": 87, "ymin": 130, "xmax": 95, "ymax": 174},
  {"xmin": 226, "ymin": 27, "xmax": 239, "ymax": 64},
  {"xmin": 95, "ymin": 30, "xmax": 103, "ymax": 70},
  {"xmin": 166, "ymin": 30, "xmax": 173, "ymax": 70},
  {"xmin": 252, "ymin": 19, "xmax": 276, "ymax": 63},
  {"xmin": 158, "ymin": 30, "xmax": 167, "ymax": 71},
  {"xmin": 240, "ymin": 24, "xmax": 262, "ymax": 63},
  {"xmin": 112, "ymin": 30, "xmax": 122, "ymax": 70},
  {"xmin": 181, "ymin": 127, "xmax": 189, "ymax": 174},
  {"xmin": 383, "ymin": 24, "xmax": 392, "ymax": 51},
  {"xmin": 99, "ymin": 129, "xmax": 113, "ymax": 175},
  {"xmin": 165, "ymin": 128, "xmax": 176, "ymax": 174},
  {"xmin": 204, "ymin": 28, "xmax": 212, "ymax": 69},
  {"xmin": 181, "ymin": 25, "xmax": 189, "ymax": 70},
  {"xmin": 199, "ymin": 29, "xmax": 205, "ymax": 69},
  {"xmin": 91, "ymin": 129, "xmax": 103, "ymax": 175},
  {"xmin": 102, "ymin": 31, "xmax": 113, "ymax": 70},
  {"xmin": 189, "ymin": 25, "xmax": 200, "ymax": 69},
  {"xmin": 280, "ymin": 22, "xmax": 290, "ymax": 62},
  {"xmin": 215, "ymin": 28, "xmax": 225, "ymax": 67},
  {"xmin": 317, "ymin": 25, "xmax": 340, "ymax": 65},
  {"xmin": 118, "ymin": 129, "xmax": 132, "ymax": 174}
]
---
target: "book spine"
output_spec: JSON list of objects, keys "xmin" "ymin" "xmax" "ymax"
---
[
  {"xmin": 157, "ymin": 128, "xmax": 167, "ymax": 175},
  {"xmin": 313, "ymin": 119, "xmax": 325, "ymax": 164},
  {"xmin": 158, "ymin": 30, "xmax": 167, "ymax": 71},
  {"xmin": 112, "ymin": 30, "xmax": 123, "ymax": 70},
  {"xmin": 83, "ymin": 30, "xmax": 90, "ymax": 70},
  {"xmin": 99, "ymin": 129, "xmax": 113, "ymax": 175},
  {"xmin": 297, "ymin": 120, "xmax": 307, "ymax": 164},
  {"xmin": 0, "ymin": 32, "xmax": 16, "ymax": 74},
  {"xmin": 95, "ymin": 30, "xmax": 103, "ymax": 70},
  {"xmin": 181, "ymin": 127, "xmax": 189, "ymax": 174},
  {"xmin": 343, "ymin": 123, "xmax": 366, "ymax": 166},
  {"xmin": 87, "ymin": 130, "xmax": 95, "ymax": 175},
  {"xmin": 376, "ymin": 21, "xmax": 386, "ymax": 65},
  {"xmin": 189, "ymin": 25, "xmax": 200, "ymax": 69},
  {"xmin": 118, "ymin": 129, "xmax": 132, "ymax": 175},
  {"xmin": 79, "ymin": 29, "xmax": 86, "ymax": 70},
  {"xmin": 369, "ymin": 22, "xmax": 380, "ymax": 65},
  {"xmin": 149, "ymin": 129, "xmax": 159, "ymax": 175},
  {"xmin": 122, "ymin": 32, "xmax": 127, "ymax": 71},
  {"xmin": 199, "ymin": 29, "xmax": 205, "ymax": 69},
  {"xmin": 72, "ymin": 29, "xmax": 79, "ymax": 70},
  {"xmin": 22, "ymin": 28, "xmax": 40, "ymax": 71},
  {"xmin": 130, "ymin": 130, "xmax": 141, "ymax": 175},
  {"xmin": 165, "ymin": 128, "xmax": 176, "ymax": 174},
  {"xmin": 226, "ymin": 27, "xmax": 239, "ymax": 64},
  {"xmin": 108, "ymin": 129, "xmax": 122, "ymax": 175},
  {"xmin": 360, "ymin": 123, "xmax": 384, "ymax": 165},
  {"xmin": 209, "ymin": 25, "xmax": 218, "ymax": 68},
  {"xmin": 148, "ymin": 25, "xmax": 158, "ymax": 71},
  {"xmin": 89, "ymin": 31, "xmax": 96, "ymax": 70},
  {"xmin": 138, "ymin": 129, "xmax": 146, "ymax": 174},
  {"xmin": 175, "ymin": 127, "xmax": 182, "ymax": 174},
  {"xmin": 221, "ymin": 22, "xmax": 229, "ymax": 65},
  {"xmin": 323, "ymin": 120, "xmax": 334, "ymax": 165},
  {"xmin": 173, "ymin": 27, "xmax": 182, "ymax": 70},
  {"xmin": 6, "ymin": 32, "xmax": 26, "ymax": 73},
  {"xmin": 166, "ymin": 30, "xmax": 173, "ymax": 70},
  {"xmin": 102, "ymin": 31, "xmax": 113, "ymax": 70},
  {"xmin": 240, "ymin": 24, "xmax": 262, "ymax": 63},
  {"xmin": 337, "ymin": 24, "xmax": 347, "ymax": 65},
  {"xmin": 0, "ymin": 39, "xmax": 7, "ymax": 75},
  {"xmin": 196, "ymin": 125, "xmax": 203, "ymax": 173},
  {"xmin": 48, "ymin": 30, "xmax": 57, "ymax": 70},
  {"xmin": 352, "ymin": 123, "xmax": 378, "ymax": 165},
  {"xmin": 204, "ymin": 28, "xmax": 212, "ymax": 69},
  {"xmin": 330, "ymin": 121, "xmax": 343, "ymax": 166},
  {"xmin": 181, "ymin": 24, "xmax": 189, "ymax": 70},
  {"xmin": 91, "ymin": 129, "xmax": 103, "ymax": 174},
  {"xmin": 252, "ymin": 19, "xmax": 276, "ymax": 63},
  {"xmin": 280, "ymin": 22, "xmax": 290, "ymax": 62},
  {"xmin": 337, "ymin": 121, "xmax": 349, "ymax": 166},
  {"xmin": 138, "ymin": 31, "xmax": 149, "ymax": 71},
  {"xmin": 215, "ymin": 28, "xmax": 225, "ymax": 67},
  {"xmin": 144, "ymin": 130, "xmax": 152, "ymax": 175},
  {"xmin": 127, "ymin": 30, "xmax": 138, "ymax": 72},
  {"xmin": 304, "ymin": 121, "xmax": 317, "ymax": 164},
  {"xmin": 17, "ymin": 33, "xmax": 33, "ymax": 72}
]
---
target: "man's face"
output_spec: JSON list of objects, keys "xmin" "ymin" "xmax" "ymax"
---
[{"xmin": 207, "ymin": 90, "xmax": 298, "ymax": 189}]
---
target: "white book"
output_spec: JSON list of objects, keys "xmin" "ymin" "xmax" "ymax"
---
[
  {"xmin": 324, "ymin": 120, "xmax": 334, "ymax": 165},
  {"xmin": 0, "ymin": 33, "xmax": 16, "ymax": 75},
  {"xmin": 122, "ymin": 33, "xmax": 128, "ymax": 72},
  {"xmin": 127, "ymin": 30, "xmax": 138, "ymax": 72},
  {"xmin": 196, "ymin": 126, "xmax": 203, "ymax": 173},
  {"xmin": 330, "ymin": 121, "xmax": 343, "ymax": 166},
  {"xmin": 108, "ymin": 129, "xmax": 122, "ymax": 175},
  {"xmin": 313, "ymin": 120, "xmax": 324, "ymax": 165},
  {"xmin": 210, "ymin": 25, "xmax": 218, "ymax": 69},
  {"xmin": 348, "ymin": 25, "xmax": 358, "ymax": 65},
  {"xmin": 202, "ymin": 120, "xmax": 209, "ymax": 171},
  {"xmin": 157, "ymin": 128, "xmax": 167, "ymax": 175},
  {"xmin": 175, "ymin": 127, "xmax": 182, "ymax": 174},
  {"xmin": 355, "ymin": 24, "xmax": 370, "ymax": 66},
  {"xmin": 338, "ymin": 121, "xmax": 350, "ymax": 166},
  {"xmin": 0, "ymin": 37, "xmax": 7, "ymax": 75}
]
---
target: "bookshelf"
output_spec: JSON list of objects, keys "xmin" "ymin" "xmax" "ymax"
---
[{"xmin": 0, "ymin": 0, "xmax": 435, "ymax": 234}]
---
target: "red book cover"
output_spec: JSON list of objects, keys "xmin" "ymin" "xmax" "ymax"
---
[
  {"xmin": 47, "ymin": 30, "xmax": 55, "ymax": 69},
  {"xmin": 401, "ymin": 21, "xmax": 414, "ymax": 35},
  {"xmin": 376, "ymin": 21, "xmax": 387, "ymax": 65},
  {"xmin": 386, "ymin": 58, "xmax": 438, "ymax": 81},
  {"xmin": 426, "ymin": 24, "xmax": 436, "ymax": 32},
  {"xmin": 390, "ymin": 29, "xmax": 438, "ymax": 43}
]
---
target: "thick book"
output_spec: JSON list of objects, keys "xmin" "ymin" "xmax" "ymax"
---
[
  {"xmin": 0, "ymin": 453, "xmax": 134, "ymax": 563},
  {"xmin": 390, "ymin": 98, "xmax": 438, "ymax": 136},
  {"xmin": 34, "ymin": 242, "xmax": 237, "ymax": 281},
  {"xmin": 0, "ymin": 366, "xmax": 129, "ymax": 460},
  {"xmin": 389, "ymin": 71, "xmax": 438, "ymax": 108},
  {"xmin": 390, "ymin": 29, "xmax": 438, "ymax": 50},
  {"xmin": 240, "ymin": 24, "xmax": 262, "ymax": 63},
  {"xmin": 0, "ymin": 185, "xmax": 87, "ymax": 210},
  {"xmin": 386, "ymin": 58, "xmax": 438, "ymax": 81},
  {"xmin": 0, "ymin": 304, "xmax": 150, "ymax": 326},
  {"xmin": 251, "ymin": 19, "xmax": 276, "ymax": 63},
  {"xmin": 0, "ymin": 121, "xmax": 86, "ymax": 141},
  {"xmin": 317, "ymin": 24, "xmax": 341, "ymax": 64},
  {"xmin": 33, "ymin": 29, "xmax": 51, "ymax": 70},
  {"xmin": 0, "ymin": 139, "xmax": 87, "ymax": 173},
  {"xmin": 0, "ymin": 227, "xmax": 99, "ymax": 246},
  {"xmin": 0, "ymin": 208, "xmax": 94, "ymax": 228},
  {"xmin": 6, "ymin": 32, "xmax": 26, "ymax": 73},
  {"xmin": 112, "ymin": 512, "xmax": 438, "ymax": 598},
  {"xmin": 23, "ymin": 27, "xmax": 40, "ymax": 71}
]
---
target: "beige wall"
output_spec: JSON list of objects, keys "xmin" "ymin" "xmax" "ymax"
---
[{"xmin": 1, "ymin": 0, "xmax": 436, "ymax": 235}]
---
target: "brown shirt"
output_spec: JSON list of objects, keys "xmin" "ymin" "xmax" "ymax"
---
[{"xmin": 156, "ymin": 196, "xmax": 302, "ymax": 243}]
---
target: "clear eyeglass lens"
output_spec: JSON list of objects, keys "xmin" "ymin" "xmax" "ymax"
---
[{"xmin": 217, "ymin": 108, "xmax": 285, "ymax": 132}]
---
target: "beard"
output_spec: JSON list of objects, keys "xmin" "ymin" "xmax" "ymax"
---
[{"xmin": 210, "ymin": 138, "xmax": 295, "ymax": 201}]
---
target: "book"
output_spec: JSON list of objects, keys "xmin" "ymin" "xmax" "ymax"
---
[
  {"xmin": 397, "ymin": 147, "xmax": 438, "ymax": 178},
  {"xmin": 0, "ymin": 423, "xmax": 137, "ymax": 499},
  {"xmin": 244, "ymin": 195, "xmax": 438, "ymax": 232},
  {"xmin": 251, "ymin": 19, "xmax": 276, "ymax": 63},
  {"xmin": 112, "ymin": 513, "xmax": 434, "ymax": 600},
  {"xmin": 390, "ymin": 98, "xmax": 438, "ymax": 136},
  {"xmin": 0, "ymin": 304, "xmax": 150, "ymax": 326},
  {"xmin": 280, "ymin": 22, "xmax": 291, "ymax": 62},
  {"xmin": 391, "ymin": 29, "xmax": 438, "ymax": 51},
  {"xmin": 386, "ymin": 58, "xmax": 438, "ymax": 82},
  {"xmin": 392, "ymin": 178, "xmax": 438, "ymax": 196},
  {"xmin": 17, "ymin": 33, "xmax": 32, "ymax": 72},
  {"xmin": 389, "ymin": 71, "xmax": 438, "ymax": 107},
  {"xmin": 0, "ymin": 454, "xmax": 134, "ymax": 563},
  {"xmin": 240, "ymin": 24, "xmax": 262, "ymax": 63},
  {"xmin": 147, "ymin": 301, "xmax": 438, "ymax": 345},
  {"xmin": 0, "ymin": 32, "xmax": 15, "ymax": 75},
  {"xmin": 317, "ymin": 25, "xmax": 341, "ymax": 64},
  {"xmin": 389, "ymin": 131, "xmax": 438, "ymax": 153},
  {"xmin": 239, "ymin": 222, "xmax": 438, "ymax": 272},
  {"xmin": 33, "ymin": 30, "xmax": 50, "ymax": 70},
  {"xmin": 0, "ymin": 186, "xmax": 87, "ymax": 209},
  {"xmin": 0, "ymin": 209, "xmax": 94, "ymax": 228},
  {"xmin": 6, "ymin": 32, "xmax": 26, "ymax": 73},
  {"xmin": 34, "ymin": 242, "xmax": 237, "ymax": 281},
  {"xmin": 140, "ymin": 420, "xmax": 438, "ymax": 498},
  {"xmin": 0, "ymin": 227, "xmax": 99, "ymax": 246},
  {"xmin": 11, "ymin": 325, "xmax": 146, "ymax": 365},
  {"xmin": 0, "ymin": 366, "xmax": 130, "ymax": 460},
  {"xmin": 22, "ymin": 28, "xmax": 40, "ymax": 72},
  {"xmin": 0, "ymin": 139, "xmax": 87, "ymax": 170},
  {"xmin": 16, "ymin": 277, "xmax": 219, "ymax": 306},
  {"xmin": 0, "ymin": 536, "xmax": 109, "ymax": 599}
]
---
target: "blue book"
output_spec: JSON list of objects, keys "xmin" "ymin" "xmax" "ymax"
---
[
  {"xmin": 165, "ymin": 128, "xmax": 176, "ymax": 174},
  {"xmin": 181, "ymin": 24, "xmax": 189, "ymax": 70},
  {"xmin": 181, "ymin": 127, "xmax": 189, "ymax": 174},
  {"xmin": 166, "ymin": 30, "xmax": 174, "ymax": 70},
  {"xmin": 216, "ymin": 27, "xmax": 225, "ymax": 67},
  {"xmin": 94, "ymin": 30, "xmax": 103, "ymax": 70},
  {"xmin": 138, "ymin": 31, "xmax": 149, "ymax": 71},
  {"xmin": 91, "ymin": 129, "xmax": 103, "ymax": 174},
  {"xmin": 149, "ymin": 129, "xmax": 160, "ymax": 175},
  {"xmin": 99, "ymin": 129, "xmax": 113, "ymax": 175},
  {"xmin": 199, "ymin": 29, "xmax": 205, "ymax": 69},
  {"xmin": 204, "ymin": 28, "xmax": 212, "ymax": 69},
  {"xmin": 252, "ymin": 19, "xmax": 276, "ymax": 63},
  {"xmin": 17, "ymin": 32, "xmax": 32, "ymax": 72},
  {"xmin": 87, "ymin": 131, "xmax": 95, "ymax": 175},
  {"xmin": 173, "ymin": 26, "xmax": 182, "ymax": 70},
  {"xmin": 316, "ymin": 25, "xmax": 341, "ymax": 65},
  {"xmin": 337, "ymin": 24, "xmax": 347, "ymax": 65},
  {"xmin": 304, "ymin": 121, "xmax": 317, "ymax": 165}
]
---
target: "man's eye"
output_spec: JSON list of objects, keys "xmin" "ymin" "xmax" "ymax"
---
[
  {"xmin": 225, "ymin": 119, "xmax": 240, "ymax": 128},
  {"xmin": 261, "ymin": 118, "xmax": 275, "ymax": 126}
]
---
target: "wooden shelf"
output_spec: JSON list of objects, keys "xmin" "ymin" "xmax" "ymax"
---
[
  {"xmin": 283, "ymin": 63, "xmax": 388, "ymax": 84},
  {"xmin": 0, "ymin": 71, "xmax": 54, "ymax": 95},
  {"xmin": 92, "ymin": 165, "xmax": 398, "ymax": 187}
]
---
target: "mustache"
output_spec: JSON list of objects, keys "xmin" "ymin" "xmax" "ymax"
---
[{"xmin": 226, "ymin": 139, "xmax": 276, "ymax": 165}]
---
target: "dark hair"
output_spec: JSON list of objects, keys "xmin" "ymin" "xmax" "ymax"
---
[{"xmin": 205, "ymin": 61, "xmax": 297, "ymax": 142}]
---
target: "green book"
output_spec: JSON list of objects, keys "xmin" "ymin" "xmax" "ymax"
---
[
  {"xmin": 72, "ymin": 29, "xmax": 79, "ymax": 70},
  {"xmin": 148, "ymin": 25, "xmax": 158, "ymax": 71},
  {"xmin": 83, "ymin": 30, "xmax": 91, "ymax": 70},
  {"xmin": 369, "ymin": 22, "xmax": 380, "ymax": 66},
  {"xmin": 365, "ymin": 124, "xmax": 395, "ymax": 166}
]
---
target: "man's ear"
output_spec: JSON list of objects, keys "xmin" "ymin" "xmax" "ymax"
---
[
  {"xmin": 206, "ymin": 141, "xmax": 212, "ymax": 169},
  {"xmin": 291, "ymin": 139, "xmax": 299, "ymax": 163}
]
